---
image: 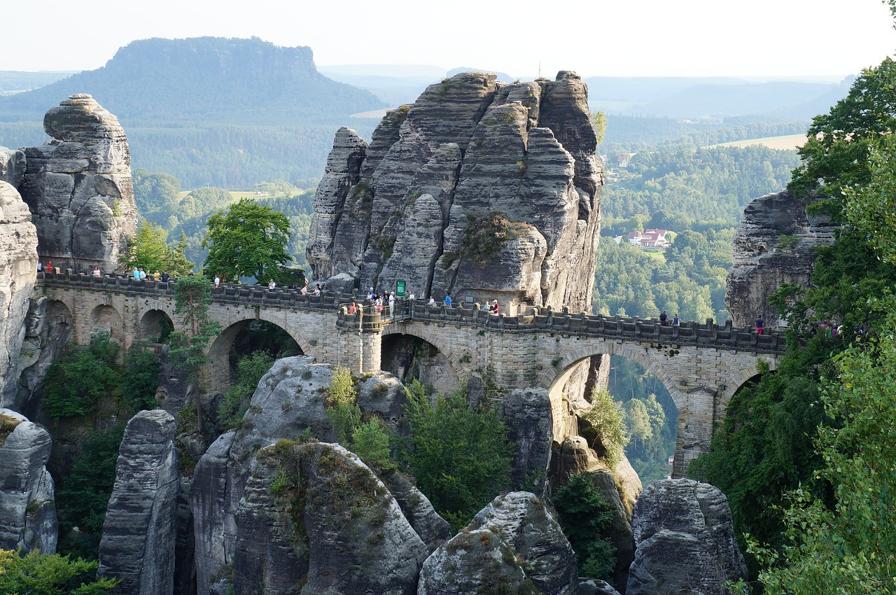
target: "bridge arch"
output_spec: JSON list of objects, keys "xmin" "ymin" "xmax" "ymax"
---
[
  {"xmin": 204, "ymin": 318, "xmax": 305, "ymax": 394},
  {"xmin": 381, "ymin": 327, "xmax": 460, "ymax": 395},
  {"xmin": 138, "ymin": 309, "xmax": 175, "ymax": 343},
  {"xmin": 90, "ymin": 304, "xmax": 124, "ymax": 342}
]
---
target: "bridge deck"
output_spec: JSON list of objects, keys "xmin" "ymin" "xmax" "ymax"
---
[{"xmin": 36, "ymin": 272, "xmax": 786, "ymax": 355}]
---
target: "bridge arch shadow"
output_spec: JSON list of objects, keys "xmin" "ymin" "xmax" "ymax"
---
[
  {"xmin": 90, "ymin": 304, "xmax": 123, "ymax": 342},
  {"xmin": 138, "ymin": 309, "xmax": 174, "ymax": 343},
  {"xmin": 381, "ymin": 330, "xmax": 460, "ymax": 395},
  {"xmin": 205, "ymin": 319, "xmax": 304, "ymax": 394}
]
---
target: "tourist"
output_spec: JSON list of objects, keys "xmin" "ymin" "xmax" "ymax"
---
[
  {"xmin": 300, "ymin": 283, "xmax": 307, "ymax": 295},
  {"xmin": 428, "ymin": 296, "xmax": 436, "ymax": 306},
  {"xmin": 161, "ymin": 271, "xmax": 170, "ymax": 283},
  {"xmin": 480, "ymin": 302, "xmax": 489, "ymax": 312},
  {"xmin": 755, "ymin": 315, "xmax": 765, "ymax": 335},
  {"xmin": 660, "ymin": 310, "xmax": 668, "ymax": 325},
  {"xmin": 138, "ymin": 268, "xmax": 147, "ymax": 281},
  {"xmin": 347, "ymin": 300, "xmax": 358, "ymax": 315},
  {"xmin": 46, "ymin": 261, "xmax": 53, "ymax": 274},
  {"xmin": 491, "ymin": 299, "xmax": 500, "ymax": 315},
  {"xmin": 132, "ymin": 266, "xmax": 140, "ymax": 281},
  {"xmin": 92, "ymin": 266, "xmax": 102, "ymax": 278},
  {"xmin": 443, "ymin": 292, "xmax": 453, "ymax": 307},
  {"xmin": 214, "ymin": 275, "xmax": 221, "ymax": 288},
  {"xmin": 37, "ymin": 261, "xmax": 43, "ymax": 273},
  {"xmin": 673, "ymin": 314, "xmax": 681, "ymax": 328},
  {"xmin": 153, "ymin": 270, "xmax": 161, "ymax": 281},
  {"xmin": 314, "ymin": 284, "xmax": 322, "ymax": 296},
  {"xmin": 388, "ymin": 292, "xmax": 395, "ymax": 316},
  {"xmin": 408, "ymin": 292, "xmax": 415, "ymax": 301},
  {"xmin": 268, "ymin": 279, "xmax": 276, "ymax": 290},
  {"xmin": 367, "ymin": 287, "xmax": 375, "ymax": 301}
]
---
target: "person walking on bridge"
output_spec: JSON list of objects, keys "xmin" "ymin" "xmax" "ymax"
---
[
  {"xmin": 756, "ymin": 315, "xmax": 765, "ymax": 335},
  {"xmin": 673, "ymin": 314, "xmax": 680, "ymax": 328},
  {"xmin": 660, "ymin": 310, "xmax": 668, "ymax": 325},
  {"xmin": 389, "ymin": 292, "xmax": 395, "ymax": 317},
  {"xmin": 443, "ymin": 292, "xmax": 453, "ymax": 307}
]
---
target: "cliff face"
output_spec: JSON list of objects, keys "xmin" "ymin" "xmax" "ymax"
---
[
  {"xmin": 726, "ymin": 191, "xmax": 836, "ymax": 328},
  {"xmin": 0, "ymin": 182, "xmax": 38, "ymax": 403},
  {"xmin": 307, "ymin": 71, "xmax": 603, "ymax": 312},
  {"xmin": 19, "ymin": 94, "xmax": 137, "ymax": 273}
]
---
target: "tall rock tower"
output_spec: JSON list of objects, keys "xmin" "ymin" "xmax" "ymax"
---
[
  {"xmin": 307, "ymin": 71, "xmax": 603, "ymax": 313},
  {"xmin": 19, "ymin": 94, "xmax": 137, "ymax": 273}
]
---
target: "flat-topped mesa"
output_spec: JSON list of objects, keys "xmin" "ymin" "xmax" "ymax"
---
[
  {"xmin": 307, "ymin": 71, "xmax": 604, "ymax": 314},
  {"xmin": 19, "ymin": 94, "xmax": 137, "ymax": 274}
]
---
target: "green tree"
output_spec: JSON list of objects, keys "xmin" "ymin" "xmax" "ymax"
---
[
  {"xmin": 202, "ymin": 198, "xmax": 291, "ymax": 283},
  {"xmin": 218, "ymin": 351, "xmax": 275, "ymax": 429},
  {"xmin": 122, "ymin": 223, "xmax": 194, "ymax": 277},
  {"xmin": 325, "ymin": 367, "xmax": 362, "ymax": 445},
  {"xmin": 751, "ymin": 304, "xmax": 896, "ymax": 593},
  {"xmin": 579, "ymin": 389, "xmax": 629, "ymax": 467},
  {"xmin": 44, "ymin": 334, "xmax": 121, "ymax": 419},
  {"xmin": 0, "ymin": 549, "xmax": 117, "ymax": 594},
  {"xmin": 591, "ymin": 111, "xmax": 607, "ymax": 144},
  {"xmin": 402, "ymin": 381, "xmax": 513, "ymax": 529},
  {"xmin": 351, "ymin": 418, "xmax": 395, "ymax": 471},
  {"xmin": 168, "ymin": 276, "xmax": 220, "ymax": 374},
  {"xmin": 119, "ymin": 347, "xmax": 160, "ymax": 413},
  {"xmin": 844, "ymin": 135, "xmax": 896, "ymax": 265},
  {"xmin": 554, "ymin": 474, "xmax": 618, "ymax": 580},
  {"xmin": 55, "ymin": 426, "xmax": 125, "ymax": 560}
]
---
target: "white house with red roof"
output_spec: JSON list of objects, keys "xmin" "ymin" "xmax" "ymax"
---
[{"xmin": 627, "ymin": 228, "xmax": 671, "ymax": 250}]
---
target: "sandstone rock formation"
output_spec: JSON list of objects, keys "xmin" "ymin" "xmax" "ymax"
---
[
  {"xmin": 503, "ymin": 387, "xmax": 552, "ymax": 494},
  {"xmin": 726, "ymin": 190, "xmax": 836, "ymax": 328},
  {"xmin": 419, "ymin": 491, "xmax": 577, "ymax": 594},
  {"xmin": 307, "ymin": 71, "xmax": 603, "ymax": 313},
  {"xmin": 378, "ymin": 469, "xmax": 452, "ymax": 553},
  {"xmin": 19, "ymin": 94, "xmax": 137, "ymax": 273},
  {"xmin": 0, "ymin": 148, "xmax": 25, "ymax": 187},
  {"xmin": 627, "ymin": 478, "xmax": 747, "ymax": 595},
  {"xmin": 191, "ymin": 356, "xmax": 408, "ymax": 593},
  {"xmin": 0, "ymin": 182, "xmax": 38, "ymax": 403},
  {"xmin": 98, "ymin": 409, "xmax": 179, "ymax": 595},
  {"xmin": 233, "ymin": 441, "xmax": 428, "ymax": 594},
  {"xmin": 0, "ymin": 408, "xmax": 56, "ymax": 553}
]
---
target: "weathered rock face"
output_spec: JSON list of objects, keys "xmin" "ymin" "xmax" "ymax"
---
[
  {"xmin": 627, "ymin": 479, "xmax": 747, "ymax": 595},
  {"xmin": 307, "ymin": 71, "xmax": 603, "ymax": 313},
  {"xmin": 551, "ymin": 436, "xmax": 642, "ymax": 517},
  {"xmin": 0, "ymin": 148, "xmax": 26, "ymax": 187},
  {"xmin": 233, "ymin": 442, "xmax": 428, "ymax": 595},
  {"xmin": 0, "ymin": 182, "xmax": 38, "ymax": 404},
  {"xmin": 98, "ymin": 409, "xmax": 179, "ymax": 595},
  {"xmin": 19, "ymin": 94, "xmax": 137, "ymax": 273},
  {"xmin": 378, "ymin": 469, "xmax": 452, "ymax": 553},
  {"xmin": 0, "ymin": 408, "xmax": 56, "ymax": 554},
  {"xmin": 420, "ymin": 491, "xmax": 577, "ymax": 594},
  {"xmin": 191, "ymin": 357, "xmax": 407, "ymax": 593},
  {"xmin": 503, "ymin": 388, "xmax": 553, "ymax": 494},
  {"xmin": 726, "ymin": 190, "xmax": 836, "ymax": 328}
]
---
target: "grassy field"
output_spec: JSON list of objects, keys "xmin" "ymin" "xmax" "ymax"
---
[{"xmin": 714, "ymin": 134, "xmax": 806, "ymax": 150}]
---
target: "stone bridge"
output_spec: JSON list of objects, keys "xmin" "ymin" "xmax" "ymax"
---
[{"xmin": 35, "ymin": 272, "xmax": 783, "ymax": 475}]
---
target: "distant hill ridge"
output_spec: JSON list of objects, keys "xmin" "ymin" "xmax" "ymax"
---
[{"xmin": 0, "ymin": 37, "xmax": 384, "ymax": 125}]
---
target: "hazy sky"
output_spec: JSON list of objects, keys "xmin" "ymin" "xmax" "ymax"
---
[{"xmin": 4, "ymin": 0, "xmax": 894, "ymax": 77}]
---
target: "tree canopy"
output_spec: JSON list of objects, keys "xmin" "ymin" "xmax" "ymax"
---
[{"xmin": 202, "ymin": 198, "xmax": 291, "ymax": 283}]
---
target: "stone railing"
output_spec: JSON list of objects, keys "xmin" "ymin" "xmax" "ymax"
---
[
  {"xmin": 36, "ymin": 273, "xmax": 785, "ymax": 355},
  {"xmin": 339, "ymin": 299, "xmax": 786, "ymax": 355}
]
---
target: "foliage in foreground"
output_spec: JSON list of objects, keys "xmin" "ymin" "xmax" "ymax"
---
[
  {"xmin": 218, "ymin": 351, "xmax": 275, "ymax": 430},
  {"xmin": 55, "ymin": 426, "xmax": 125, "ymax": 560},
  {"xmin": 554, "ymin": 474, "xmax": 618, "ymax": 581},
  {"xmin": 0, "ymin": 549, "xmax": 116, "ymax": 594},
  {"xmin": 749, "ymin": 306, "xmax": 896, "ymax": 593},
  {"xmin": 402, "ymin": 381, "xmax": 513, "ymax": 530}
]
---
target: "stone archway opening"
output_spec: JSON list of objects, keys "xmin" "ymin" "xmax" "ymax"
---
[
  {"xmin": 90, "ymin": 304, "xmax": 123, "ymax": 342},
  {"xmin": 138, "ymin": 309, "xmax": 174, "ymax": 344},
  {"xmin": 206, "ymin": 319, "xmax": 303, "ymax": 393},
  {"xmin": 549, "ymin": 353, "xmax": 679, "ymax": 487},
  {"xmin": 381, "ymin": 333, "xmax": 459, "ymax": 396}
]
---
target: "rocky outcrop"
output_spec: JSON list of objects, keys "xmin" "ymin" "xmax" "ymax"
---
[
  {"xmin": 191, "ymin": 357, "xmax": 407, "ymax": 593},
  {"xmin": 0, "ymin": 408, "xmax": 56, "ymax": 553},
  {"xmin": 307, "ymin": 71, "xmax": 603, "ymax": 313},
  {"xmin": 233, "ymin": 441, "xmax": 428, "ymax": 595},
  {"xmin": 551, "ymin": 436, "xmax": 642, "ymax": 517},
  {"xmin": 0, "ymin": 182, "xmax": 38, "ymax": 404},
  {"xmin": 726, "ymin": 190, "xmax": 836, "ymax": 328},
  {"xmin": 503, "ymin": 388, "xmax": 552, "ymax": 494},
  {"xmin": 627, "ymin": 479, "xmax": 747, "ymax": 595},
  {"xmin": 419, "ymin": 491, "xmax": 577, "ymax": 594},
  {"xmin": 0, "ymin": 148, "xmax": 25, "ymax": 187},
  {"xmin": 378, "ymin": 469, "xmax": 452, "ymax": 552},
  {"xmin": 19, "ymin": 94, "xmax": 137, "ymax": 273},
  {"xmin": 98, "ymin": 409, "xmax": 179, "ymax": 595}
]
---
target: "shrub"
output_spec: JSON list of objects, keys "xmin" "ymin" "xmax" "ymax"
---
[
  {"xmin": 579, "ymin": 389, "xmax": 629, "ymax": 467},
  {"xmin": 402, "ymin": 385, "xmax": 513, "ymax": 529},
  {"xmin": 326, "ymin": 367, "xmax": 362, "ymax": 445},
  {"xmin": 0, "ymin": 549, "xmax": 117, "ymax": 594},
  {"xmin": 120, "ymin": 347, "xmax": 161, "ymax": 414},
  {"xmin": 553, "ymin": 474, "xmax": 618, "ymax": 580},
  {"xmin": 44, "ymin": 334, "xmax": 121, "ymax": 419},
  {"xmin": 218, "ymin": 351, "xmax": 275, "ymax": 429},
  {"xmin": 351, "ymin": 418, "xmax": 395, "ymax": 471}
]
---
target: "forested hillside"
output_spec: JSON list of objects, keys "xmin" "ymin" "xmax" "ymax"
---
[{"xmin": 0, "ymin": 37, "xmax": 383, "ymax": 186}]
